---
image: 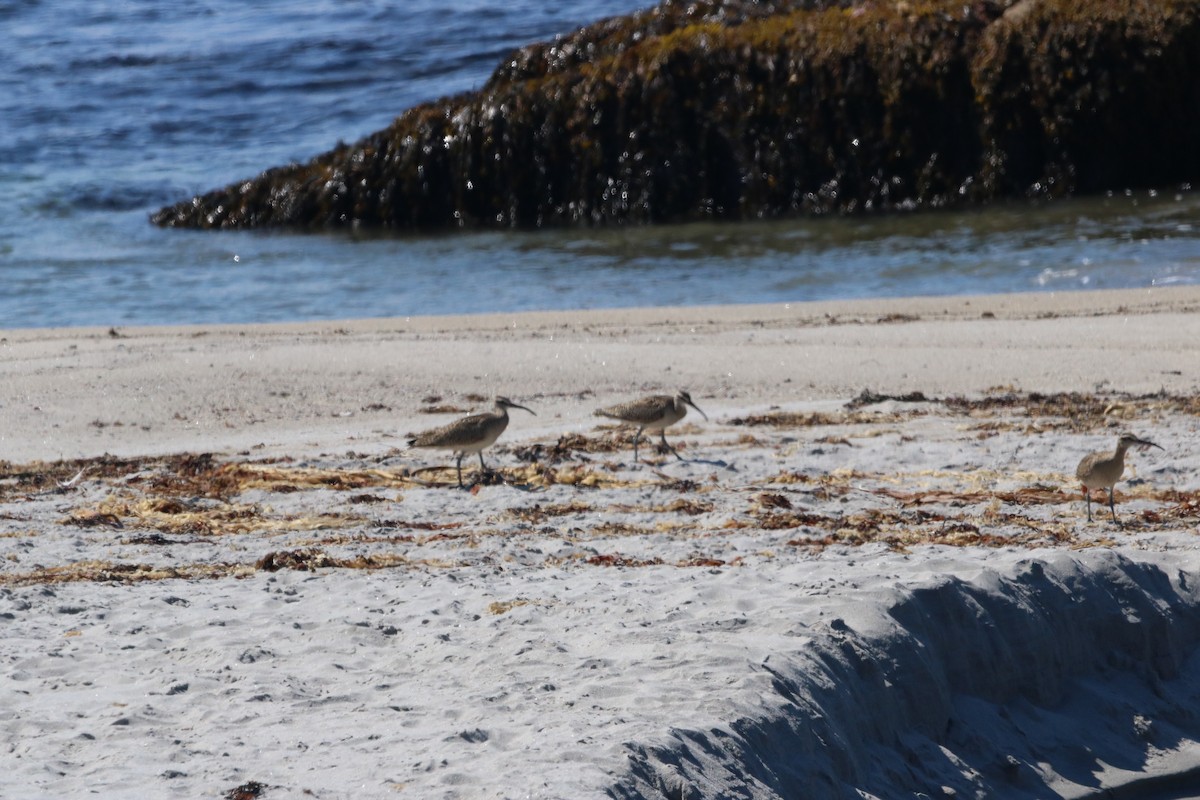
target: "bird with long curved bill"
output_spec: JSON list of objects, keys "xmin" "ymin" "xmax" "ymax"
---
[
  {"xmin": 1075, "ymin": 432, "xmax": 1162, "ymax": 524},
  {"xmin": 595, "ymin": 390, "xmax": 707, "ymax": 462},
  {"xmin": 408, "ymin": 396, "xmax": 535, "ymax": 488}
]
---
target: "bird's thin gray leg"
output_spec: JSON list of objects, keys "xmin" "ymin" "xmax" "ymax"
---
[
  {"xmin": 1108, "ymin": 488, "xmax": 1119, "ymax": 524},
  {"xmin": 662, "ymin": 430, "xmax": 684, "ymax": 461},
  {"xmin": 1084, "ymin": 489, "xmax": 1092, "ymax": 522},
  {"xmin": 455, "ymin": 453, "xmax": 465, "ymax": 488},
  {"xmin": 632, "ymin": 428, "xmax": 642, "ymax": 462}
]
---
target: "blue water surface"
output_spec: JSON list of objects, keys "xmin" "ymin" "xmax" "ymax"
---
[{"xmin": 2, "ymin": 1, "xmax": 1198, "ymax": 329}]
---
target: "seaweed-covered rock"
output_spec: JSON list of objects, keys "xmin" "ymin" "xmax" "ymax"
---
[
  {"xmin": 152, "ymin": 0, "xmax": 1200, "ymax": 233},
  {"xmin": 974, "ymin": 0, "xmax": 1200, "ymax": 197}
]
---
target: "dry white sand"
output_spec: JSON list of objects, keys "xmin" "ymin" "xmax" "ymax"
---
[{"xmin": 2, "ymin": 286, "xmax": 1200, "ymax": 799}]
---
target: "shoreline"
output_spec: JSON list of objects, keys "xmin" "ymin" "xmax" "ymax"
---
[
  {"xmin": 2, "ymin": 285, "xmax": 1198, "ymax": 463},
  {"xmin": 7, "ymin": 284, "xmax": 1200, "ymax": 339}
]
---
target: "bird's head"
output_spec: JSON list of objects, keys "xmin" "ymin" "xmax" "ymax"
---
[
  {"xmin": 677, "ymin": 390, "xmax": 708, "ymax": 421},
  {"xmin": 495, "ymin": 396, "xmax": 536, "ymax": 416},
  {"xmin": 1118, "ymin": 432, "xmax": 1163, "ymax": 452}
]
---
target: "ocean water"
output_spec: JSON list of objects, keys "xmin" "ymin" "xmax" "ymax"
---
[{"xmin": 2, "ymin": 0, "xmax": 1198, "ymax": 330}]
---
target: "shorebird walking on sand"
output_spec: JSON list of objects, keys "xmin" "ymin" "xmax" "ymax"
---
[
  {"xmin": 408, "ymin": 396, "xmax": 535, "ymax": 488},
  {"xmin": 595, "ymin": 390, "xmax": 707, "ymax": 462},
  {"xmin": 1075, "ymin": 432, "xmax": 1162, "ymax": 523}
]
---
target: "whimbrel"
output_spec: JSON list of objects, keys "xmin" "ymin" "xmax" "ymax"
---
[
  {"xmin": 1074, "ymin": 432, "xmax": 1162, "ymax": 523},
  {"xmin": 595, "ymin": 390, "xmax": 707, "ymax": 462},
  {"xmin": 408, "ymin": 396, "xmax": 535, "ymax": 487}
]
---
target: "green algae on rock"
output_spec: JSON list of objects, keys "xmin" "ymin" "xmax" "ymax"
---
[{"xmin": 152, "ymin": 0, "xmax": 1200, "ymax": 233}]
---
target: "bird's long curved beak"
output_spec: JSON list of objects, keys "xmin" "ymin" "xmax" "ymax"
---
[
  {"xmin": 515, "ymin": 404, "xmax": 536, "ymax": 416},
  {"xmin": 1137, "ymin": 438, "xmax": 1163, "ymax": 451},
  {"xmin": 687, "ymin": 399, "xmax": 709, "ymax": 422}
]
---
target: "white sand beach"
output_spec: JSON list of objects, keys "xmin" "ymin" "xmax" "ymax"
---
[{"xmin": 3, "ymin": 286, "xmax": 1200, "ymax": 799}]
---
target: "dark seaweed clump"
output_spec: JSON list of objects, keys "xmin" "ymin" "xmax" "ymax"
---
[{"xmin": 152, "ymin": 0, "xmax": 1200, "ymax": 233}]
